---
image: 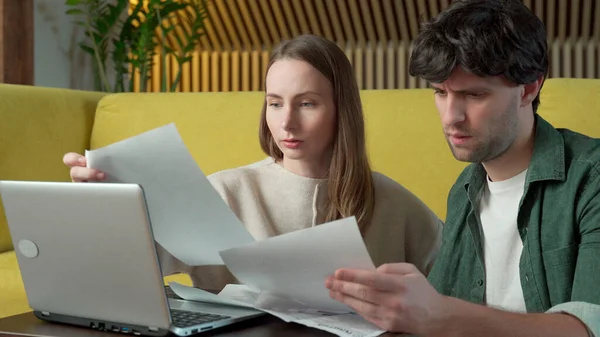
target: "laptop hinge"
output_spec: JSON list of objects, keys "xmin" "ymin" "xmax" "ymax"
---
[
  {"xmin": 41, "ymin": 312, "xmax": 50, "ymax": 317},
  {"xmin": 148, "ymin": 327, "xmax": 159, "ymax": 332}
]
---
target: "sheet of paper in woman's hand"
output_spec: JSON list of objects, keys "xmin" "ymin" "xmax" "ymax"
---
[{"xmin": 85, "ymin": 123, "xmax": 255, "ymax": 266}]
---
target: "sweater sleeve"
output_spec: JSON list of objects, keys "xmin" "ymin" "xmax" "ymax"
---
[
  {"xmin": 415, "ymin": 218, "xmax": 443, "ymax": 276},
  {"xmin": 399, "ymin": 191, "xmax": 443, "ymax": 275},
  {"xmin": 370, "ymin": 172, "xmax": 443, "ymax": 275},
  {"xmin": 406, "ymin": 212, "xmax": 443, "ymax": 276},
  {"xmin": 546, "ymin": 301, "xmax": 600, "ymax": 337},
  {"xmin": 207, "ymin": 171, "xmax": 232, "ymax": 205}
]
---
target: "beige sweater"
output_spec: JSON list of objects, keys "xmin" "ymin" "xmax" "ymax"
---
[{"xmin": 157, "ymin": 157, "xmax": 442, "ymax": 290}]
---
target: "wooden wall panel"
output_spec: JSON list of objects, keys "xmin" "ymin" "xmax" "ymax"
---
[
  {"xmin": 131, "ymin": 0, "xmax": 600, "ymax": 92},
  {"xmin": 0, "ymin": 0, "xmax": 33, "ymax": 85}
]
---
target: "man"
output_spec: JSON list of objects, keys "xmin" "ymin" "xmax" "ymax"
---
[{"xmin": 325, "ymin": 0, "xmax": 600, "ymax": 336}]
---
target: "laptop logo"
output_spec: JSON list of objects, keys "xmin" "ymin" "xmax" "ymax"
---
[{"xmin": 18, "ymin": 239, "xmax": 39, "ymax": 258}]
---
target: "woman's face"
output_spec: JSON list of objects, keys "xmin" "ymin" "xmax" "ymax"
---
[{"xmin": 264, "ymin": 59, "xmax": 337, "ymax": 172}]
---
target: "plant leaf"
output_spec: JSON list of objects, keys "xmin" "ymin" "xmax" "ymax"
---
[
  {"xmin": 66, "ymin": 8, "xmax": 84, "ymax": 15},
  {"xmin": 78, "ymin": 42, "xmax": 95, "ymax": 55}
]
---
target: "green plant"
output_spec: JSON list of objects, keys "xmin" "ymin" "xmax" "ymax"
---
[{"xmin": 65, "ymin": 0, "xmax": 208, "ymax": 92}]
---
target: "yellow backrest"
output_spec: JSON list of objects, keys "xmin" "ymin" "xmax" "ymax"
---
[
  {"xmin": 1, "ymin": 79, "xmax": 598, "ymax": 253},
  {"xmin": 90, "ymin": 78, "xmax": 600, "ymax": 221},
  {"xmin": 0, "ymin": 84, "xmax": 105, "ymax": 252}
]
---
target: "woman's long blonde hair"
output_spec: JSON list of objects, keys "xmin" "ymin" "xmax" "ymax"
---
[{"xmin": 258, "ymin": 34, "xmax": 375, "ymax": 235}]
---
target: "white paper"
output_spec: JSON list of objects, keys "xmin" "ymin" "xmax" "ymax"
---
[
  {"xmin": 219, "ymin": 216, "xmax": 377, "ymax": 313},
  {"xmin": 173, "ymin": 282, "xmax": 385, "ymax": 337},
  {"xmin": 85, "ymin": 123, "xmax": 256, "ymax": 265},
  {"xmin": 217, "ymin": 284, "xmax": 262, "ymax": 305},
  {"xmin": 292, "ymin": 314, "xmax": 386, "ymax": 337},
  {"xmin": 168, "ymin": 282, "xmax": 256, "ymax": 309},
  {"xmin": 219, "ymin": 284, "xmax": 386, "ymax": 337}
]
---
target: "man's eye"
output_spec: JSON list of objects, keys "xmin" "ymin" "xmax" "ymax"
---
[{"xmin": 467, "ymin": 93, "xmax": 484, "ymax": 98}]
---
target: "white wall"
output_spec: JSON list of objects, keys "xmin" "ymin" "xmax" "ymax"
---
[{"xmin": 34, "ymin": 0, "xmax": 95, "ymax": 90}]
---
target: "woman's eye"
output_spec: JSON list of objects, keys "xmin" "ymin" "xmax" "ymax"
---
[
  {"xmin": 300, "ymin": 102, "xmax": 314, "ymax": 107},
  {"xmin": 269, "ymin": 102, "xmax": 282, "ymax": 108}
]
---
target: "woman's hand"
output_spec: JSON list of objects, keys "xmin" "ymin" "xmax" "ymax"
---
[{"xmin": 63, "ymin": 152, "xmax": 106, "ymax": 182}]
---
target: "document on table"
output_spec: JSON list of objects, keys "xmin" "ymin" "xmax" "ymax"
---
[
  {"xmin": 170, "ymin": 282, "xmax": 386, "ymax": 337},
  {"xmin": 223, "ymin": 285, "xmax": 387, "ymax": 337},
  {"xmin": 219, "ymin": 216, "xmax": 377, "ymax": 313},
  {"xmin": 279, "ymin": 313, "xmax": 386, "ymax": 337},
  {"xmin": 85, "ymin": 123, "xmax": 256, "ymax": 266}
]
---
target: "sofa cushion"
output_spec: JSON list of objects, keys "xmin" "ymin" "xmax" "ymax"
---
[{"xmin": 0, "ymin": 250, "xmax": 29, "ymax": 318}]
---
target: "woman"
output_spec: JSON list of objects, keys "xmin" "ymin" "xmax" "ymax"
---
[{"xmin": 64, "ymin": 34, "xmax": 442, "ymax": 290}]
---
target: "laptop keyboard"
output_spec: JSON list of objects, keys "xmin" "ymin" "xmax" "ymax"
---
[
  {"xmin": 170, "ymin": 309, "xmax": 230, "ymax": 328},
  {"xmin": 164, "ymin": 285, "xmax": 183, "ymax": 299},
  {"xmin": 164, "ymin": 285, "xmax": 231, "ymax": 328}
]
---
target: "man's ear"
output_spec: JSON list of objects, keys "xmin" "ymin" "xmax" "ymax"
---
[{"xmin": 520, "ymin": 76, "xmax": 544, "ymax": 107}]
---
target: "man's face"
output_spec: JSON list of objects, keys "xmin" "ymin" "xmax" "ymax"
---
[{"xmin": 431, "ymin": 67, "xmax": 523, "ymax": 163}]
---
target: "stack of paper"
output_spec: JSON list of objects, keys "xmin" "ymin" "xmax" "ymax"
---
[{"xmin": 85, "ymin": 123, "xmax": 387, "ymax": 337}]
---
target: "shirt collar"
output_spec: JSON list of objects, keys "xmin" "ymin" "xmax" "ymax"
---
[{"xmin": 462, "ymin": 114, "xmax": 566, "ymax": 195}]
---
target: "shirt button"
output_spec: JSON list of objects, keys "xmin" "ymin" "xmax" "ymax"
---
[
  {"xmin": 525, "ymin": 275, "xmax": 529, "ymax": 282},
  {"xmin": 477, "ymin": 279, "xmax": 484, "ymax": 286}
]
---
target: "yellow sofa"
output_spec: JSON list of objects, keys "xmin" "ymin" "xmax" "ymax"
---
[{"xmin": 1, "ymin": 78, "xmax": 599, "ymax": 319}]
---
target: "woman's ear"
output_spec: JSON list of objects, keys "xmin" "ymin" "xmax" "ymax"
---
[{"xmin": 520, "ymin": 76, "xmax": 544, "ymax": 107}]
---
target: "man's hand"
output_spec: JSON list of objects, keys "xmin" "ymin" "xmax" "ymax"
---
[
  {"xmin": 325, "ymin": 263, "xmax": 447, "ymax": 335},
  {"xmin": 326, "ymin": 263, "xmax": 591, "ymax": 337}
]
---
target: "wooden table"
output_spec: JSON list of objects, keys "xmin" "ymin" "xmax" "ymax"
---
[{"xmin": 0, "ymin": 312, "xmax": 406, "ymax": 337}]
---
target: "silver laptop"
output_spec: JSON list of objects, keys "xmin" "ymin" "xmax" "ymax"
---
[{"xmin": 0, "ymin": 180, "xmax": 264, "ymax": 336}]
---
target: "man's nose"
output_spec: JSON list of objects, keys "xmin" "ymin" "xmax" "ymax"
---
[{"xmin": 441, "ymin": 95, "xmax": 466, "ymax": 127}]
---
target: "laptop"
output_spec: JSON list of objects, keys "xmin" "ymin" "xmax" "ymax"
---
[{"xmin": 0, "ymin": 180, "xmax": 264, "ymax": 336}]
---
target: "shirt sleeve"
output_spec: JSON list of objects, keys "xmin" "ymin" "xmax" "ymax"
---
[
  {"xmin": 559, "ymin": 174, "xmax": 600, "ymax": 337},
  {"xmin": 546, "ymin": 301, "xmax": 600, "ymax": 337},
  {"xmin": 571, "ymin": 179, "xmax": 600, "ymax": 304}
]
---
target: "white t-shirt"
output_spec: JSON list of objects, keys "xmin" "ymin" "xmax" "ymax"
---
[{"xmin": 478, "ymin": 169, "xmax": 528, "ymax": 313}]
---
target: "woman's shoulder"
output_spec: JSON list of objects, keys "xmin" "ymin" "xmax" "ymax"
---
[
  {"xmin": 212, "ymin": 156, "xmax": 276, "ymax": 175},
  {"xmin": 207, "ymin": 157, "xmax": 277, "ymax": 185},
  {"xmin": 370, "ymin": 171, "xmax": 417, "ymax": 200},
  {"xmin": 370, "ymin": 171, "xmax": 438, "ymax": 219}
]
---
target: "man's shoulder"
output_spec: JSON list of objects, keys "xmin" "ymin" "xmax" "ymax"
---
[{"xmin": 559, "ymin": 128, "xmax": 600, "ymax": 175}]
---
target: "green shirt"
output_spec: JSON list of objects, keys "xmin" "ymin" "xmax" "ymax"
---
[{"xmin": 428, "ymin": 114, "xmax": 600, "ymax": 332}]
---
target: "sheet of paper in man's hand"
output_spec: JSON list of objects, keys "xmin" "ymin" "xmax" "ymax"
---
[
  {"xmin": 219, "ymin": 216, "xmax": 377, "ymax": 313},
  {"xmin": 85, "ymin": 123, "xmax": 255, "ymax": 266}
]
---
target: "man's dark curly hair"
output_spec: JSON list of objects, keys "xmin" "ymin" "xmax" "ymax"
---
[{"xmin": 408, "ymin": 0, "xmax": 548, "ymax": 113}]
